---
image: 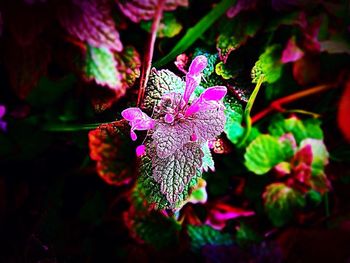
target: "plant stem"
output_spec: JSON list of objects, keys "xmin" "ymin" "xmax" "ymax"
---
[
  {"xmin": 237, "ymin": 76, "xmax": 265, "ymax": 147},
  {"xmin": 137, "ymin": 0, "xmax": 166, "ymax": 107},
  {"xmin": 251, "ymin": 84, "xmax": 335, "ymax": 124}
]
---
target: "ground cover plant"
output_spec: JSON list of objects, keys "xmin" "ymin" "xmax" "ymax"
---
[{"xmin": 0, "ymin": 0, "xmax": 350, "ymax": 262}]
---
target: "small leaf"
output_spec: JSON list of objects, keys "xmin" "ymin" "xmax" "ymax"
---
[
  {"xmin": 201, "ymin": 143, "xmax": 215, "ymax": 172},
  {"xmin": 152, "ymin": 142, "xmax": 203, "ymax": 205},
  {"xmin": 187, "ymin": 225, "xmax": 233, "ymax": 252},
  {"xmin": 252, "ymin": 45, "xmax": 283, "ymax": 84},
  {"xmin": 84, "ymin": 45, "xmax": 122, "ymax": 90},
  {"xmin": 223, "ymin": 96, "xmax": 244, "ymax": 144},
  {"xmin": 263, "ymin": 182, "xmax": 306, "ymax": 227},
  {"xmin": 244, "ymin": 135, "xmax": 288, "ymax": 175}
]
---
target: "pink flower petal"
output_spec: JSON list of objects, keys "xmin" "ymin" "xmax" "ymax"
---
[
  {"xmin": 183, "ymin": 55, "xmax": 208, "ymax": 104},
  {"xmin": 185, "ymin": 86, "xmax": 227, "ymax": 116},
  {"xmin": 121, "ymin": 107, "xmax": 143, "ymax": 121},
  {"xmin": 281, "ymin": 37, "xmax": 304, "ymax": 63}
]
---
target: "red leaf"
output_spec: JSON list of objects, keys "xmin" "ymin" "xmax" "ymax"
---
[
  {"xmin": 58, "ymin": 0, "xmax": 122, "ymax": 52},
  {"xmin": 338, "ymin": 79, "xmax": 350, "ymax": 142},
  {"xmin": 88, "ymin": 121, "xmax": 136, "ymax": 186}
]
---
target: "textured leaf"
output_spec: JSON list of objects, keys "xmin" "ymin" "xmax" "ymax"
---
[
  {"xmin": 84, "ymin": 45, "xmax": 122, "ymax": 90},
  {"xmin": 224, "ymin": 96, "xmax": 244, "ymax": 144},
  {"xmin": 263, "ymin": 183, "xmax": 306, "ymax": 226},
  {"xmin": 152, "ymin": 120, "xmax": 192, "ymax": 158},
  {"xmin": 252, "ymin": 45, "xmax": 283, "ymax": 83},
  {"xmin": 217, "ymin": 15, "xmax": 261, "ymax": 63},
  {"xmin": 152, "ymin": 142, "xmax": 203, "ymax": 204},
  {"xmin": 3, "ymin": 39, "xmax": 51, "ymax": 99},
  {"xmin": 269, "ymin": 116, "xmax": 323, "ymax": 144},
  {"xmin": 141, "ymin": 12, "xmax": 182, "ymax": 38},
  {"xmin": 115, "ymin": 45, "xmax": 141, "ymax": 89},
  {"xmin": 192, "ymin": 109, "xmax": 226, "ymax": 142},
  {"xmin": 138, "ymin": 153, "xmax": 201, "ymax": 210},
  {"xmin": 244, "ymin": 135, "xmax": 288, "ymax": 175},
  {"xmin": 201, "ymin": 143, "xmax": 215, "ymax": 172},
  {"xmin": 142, "ymin": 69, "xmax": 185, "ymax": 112},
  {"xmin": 58, "ymin": 0, "xmax": 122, "ymax": 51},
  {"xmin": 88, "ymin": 121, "xmax": 135, "ymax": 186},
  {"xmin": 117, "ymin": 0, "xmax": 188, "ymax": 23},
  {"xmin": 187, "ymin": 225, "xmax": 233, "ymax": 252}
]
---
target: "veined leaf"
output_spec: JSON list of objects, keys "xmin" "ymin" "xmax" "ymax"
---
[{"xmin": 244, "ymin": 135, "xmax": 288, "ymax": 175}]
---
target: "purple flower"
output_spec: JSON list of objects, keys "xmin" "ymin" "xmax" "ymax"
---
[
  {"xmin": 122, "ymin": 55, "xmax": 227, "ymax": 156},
  {"xmin": 0, "ymin": 105, "xmax": 7, "ymax": 132}
]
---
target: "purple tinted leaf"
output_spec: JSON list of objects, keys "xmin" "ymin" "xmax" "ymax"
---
[
  {"xmin": 117, "ymin": 0, "xmax": 189, "ymax": 23},
  {"xmin": 152, "ymin": 120, "xmax": 192, "ymax": 158},
  {"xmin": 192, "ymin": 109, "xmax": 226, "ymax": 142},
  {"xmin": 152, "ymin": 142, "xmax": 203, "ymax": 204},
  {"xmin": 226, "ymin": 0, "xmax": 257, "ymax": 19},
  {"xmin": 59, "ymin": 0, "xmax": 122, "ymax": 52}
]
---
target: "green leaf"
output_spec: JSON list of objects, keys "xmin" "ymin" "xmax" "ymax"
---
[
  {"xmin": 299, "ymin": 139, "xmax": 329, "ymax": 176},
  {"xmin": 84, "ymin": 45, "xmax": 121, "ymax": 90},
  {"xmin": 224, "ymin": 96, "xmax": 244, "ymax": 144},
  {"xmin": 244, "ymin": 135, "xmax": 288, "ymax": 175},
  {"xmin": 236, "ymin": 223, "xmax": 261, "ymax": 246},
  {"xmin": 141, "ymin": 12, "xmax": 182, "ymax": 38},
  {"xmin": 263, "ymin": 183, "xmax": 306, "ymax": 227},
  {"xmin": 187, "ymin": 225, "xmax": 233, "ymax": 252},
  {"xmin": 252, "ymin": 45, "xmax": 283, "ymax": 84},
  {"xmin": 269, "ymin": 116, "xmax": 324, "ymax": 144},
  {"xmin": 153, "ymin": 0, "xmax": 233, "ymax": 67},
  {"xmin": 138, "ymin": 152, "xmax": 201, "ymax": 210},
  {"xmin": 201, "ymin": 143, "xmax": 215, "ymax": 172}
]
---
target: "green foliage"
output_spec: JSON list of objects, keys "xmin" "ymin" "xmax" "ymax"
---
[
  {"xmin": 223, "ymin": 96, "xmax": 244, "ymax": 144},
  {"xmin": 263, "ymin": 183, "xmax": 306, "ymax": 227},
  {"xmin": 252, "ymin": 45, "xmax": 283, "ymax": 83},
  {"xmin": 244, "ymin": 135, "xmax": 289, "ymax": 175},
  {"xmin": 141, "ymin": 12, "xmax": 182, "ymax": 38},
  {"xmin": 268, "ymin": 116, "xmax": 323, "ymax": 144},
  {"xmin": 84, "ymin": 45, "xmax": 120, "ymax": 89},
  {"xmin": 187, "ymin": 225, "xmax": 233, "ymax": 252},
  {"xmin": 154, "ymin": 0, "xmax": 233, "ymax": 67}
]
